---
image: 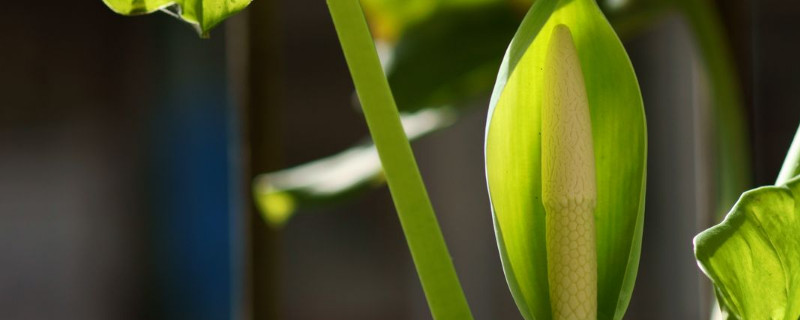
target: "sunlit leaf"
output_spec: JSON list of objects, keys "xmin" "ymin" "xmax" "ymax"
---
[
  {"xmin": 693, "ymin": 176, "xmax": 800, "ymax": 320},
  {"xmin": 102, "ymin": 0, "xmax": 251, "ymax": 37},
  {"xmin": 484, "ymin": 0, "xmax": 647, "ymax": 318}
]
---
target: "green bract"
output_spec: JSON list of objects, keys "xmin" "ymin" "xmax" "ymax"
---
[
  {"xmin": 694, "ymin": 176, "xmax": 800, "ymax": 320},
  {"xmin": 484, "ymin": 0, "xmax": 646, "ymax": 319},
  {"xmin": 102, "ymin": 0, "xmax": 251, "ymax": 37}
]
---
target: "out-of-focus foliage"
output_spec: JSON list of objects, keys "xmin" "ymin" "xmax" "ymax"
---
[
  {"xmin": 361, "ymin": 0, "xmax": 503, "ymax": 41},
  {"xmin": 673, "ymin": 0, "xmax": 752, "ymax": 220},
  {"xmin": 102, "ymin": 0, "xmax": 251, "ymax": 37},
  {"xmin": 484, "ymin": 0, "xmax": 646, "ymax": 318},
  {"xmin": 254, "ymin": 108, "xmax": 458, "ymax": 227},
  {"xmin": 387, "ymin": 5, "xmax": 519, "ymax": 113}
]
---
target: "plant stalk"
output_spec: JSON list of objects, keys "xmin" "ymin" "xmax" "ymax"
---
[{"xmin": 326, "ymin": 0, "xmax": 473, "ymax": 318}]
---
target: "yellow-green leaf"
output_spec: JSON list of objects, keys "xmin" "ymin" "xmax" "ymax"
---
[
  {"xmin": 484, "ymin": 0, "xmax": 646, "ymax": 319},
  {"xmin": 694, "ymin": 176, "xmax": 800, "ymax": 320},
  {"xmin": 102, "ymin": 0, "xmax": 251, "ymax": 37}
]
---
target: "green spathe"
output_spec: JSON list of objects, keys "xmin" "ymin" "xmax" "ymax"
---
[
  {"xmin": 484, "ymin": 0, "xmax": 647, "ymax": 319},
  {"xmin": 694, "ymin": 175, "xmax": 800, "ymax": 320}
]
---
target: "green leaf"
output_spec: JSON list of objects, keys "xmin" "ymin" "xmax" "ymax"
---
[
  {"xmin": 484, "ymin": 0, "xmax": 647, "ymax": 319},
  {"xmin": 696, "ymin": 123, "xmax": 800, "ymax": 319},
  {"xmin": 693, "ymin": 176, "xmax": 800, "ymax": 320},
  {"xmin": 102, "ymin": 0, "xmax": 251, "ymax": 37},
  {"xmin": 327, "ymin": 0, "xmax": 473, "ymax": 318}
]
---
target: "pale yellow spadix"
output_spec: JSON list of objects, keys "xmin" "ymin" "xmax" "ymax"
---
[{"xmin": 541, "ymin": 24, "xmax": 597, "ymax": 320}]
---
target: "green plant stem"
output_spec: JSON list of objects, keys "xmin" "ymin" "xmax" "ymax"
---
[
  {"xmin": 326, "ymin": 0, "xmax": 473, "ymax": 318},
  {"xmin": 776, "ymin": 125, "xmax": 800, "ymax": 185}
]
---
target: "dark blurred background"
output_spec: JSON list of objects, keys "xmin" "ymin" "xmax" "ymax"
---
[{"xmin": 1, "ymin": 0, "xmax": 799, "ymax": 319}]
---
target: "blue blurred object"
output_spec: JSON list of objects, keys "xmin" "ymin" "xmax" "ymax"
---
[{"xmin": 145, "ymin": 20, "xmax": 239, "ymax": 320}]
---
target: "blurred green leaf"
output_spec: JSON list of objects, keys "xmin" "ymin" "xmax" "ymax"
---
[
  {"xmin": 387, "ymin": 4, "xmax": 520, "ymax": 113},
  {"xmin": 694, "ymin": 176, "xmax": 800, "ymax": 320},
  {"xmin": 361, "ymin": 0, "xmax": 503, "ymax": 40},
  {"xmin": 484, "ymin": 0, "xmax": 646, "ymax": 318},
  {"xmin": 253, "ymin": 108, "xmax": 457, "ymax": 227},
  {"xmin": 674, "ymin": 0, "xmax": 752, "ymax": 220},
  {"xmin": 102, "ymin": 0, "xmax": 251, "ymax": 37},
  {"xmin": 599, "ymin": 0, "xmax": 669, "ymax": 38}
]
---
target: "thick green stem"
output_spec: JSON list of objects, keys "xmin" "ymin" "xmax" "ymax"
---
[{"xmin": 326, "ymin": 0, "xmax": 473, "ymax": 319}]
